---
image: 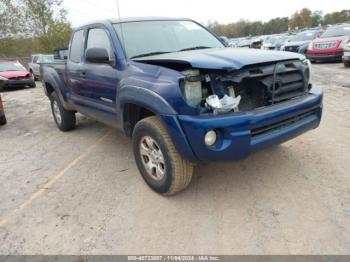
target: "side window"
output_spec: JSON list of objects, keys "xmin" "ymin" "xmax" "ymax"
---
[
  {"xmin": 33, "ymin": 56, "xmax": 39, "ymax": 63},
  {"xmin": 70, "ymin": 30, "xmax": 84, "ymax": 63},
  {"xmin": 87, "ymin": 28, "xmax": 114, "ymax": 60}
]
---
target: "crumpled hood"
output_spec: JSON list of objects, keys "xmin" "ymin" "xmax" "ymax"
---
[{"xmin": 135, "ymin": 47, "xmax": 305, "ymax": 70}]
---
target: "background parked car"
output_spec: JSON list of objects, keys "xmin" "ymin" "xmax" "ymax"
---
[
  {"xmin": 343, "ymin": 41, "xmax": 350, "ymax": 67},
  {"xmin": 282, "ymin": 29, "xmax": 324, "ymax": 54},
  {"xmin": 28, "ymin": 54, "xmax": 55, "ymax": 80},
  {"xmin": 0, "ymin": 60, "xmax": 35, "ymax": 90},
  {"xmin": 261, "ymin": 35, "xmax": 279, "ymax": 50},
  {"xmin": 0, "ymin": 76, "xmax": 7, "ymax": 125},
  {"xmin": 262, "ymin": 34, "xmax": 291, "ymax": 51},
  {"xmin": 237, "ymin": 38, "xmax": 251, "ymax": 48},
  {"xmin": 250, "ymin": 37, "xmax": 263, "ymax": 49},
  {"xmin": 307, "ymin": 24, "xmax": 350, "ymax": 62}
]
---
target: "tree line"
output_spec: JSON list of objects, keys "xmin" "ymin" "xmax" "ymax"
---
[
  {"xmin": 208, "ymin": 9, "xmax": 350, "ymax": 38},
  {"xmin": 0, "ymin": 0, "xmax": 72, "ymax": 57},
  {"xmin": 0, "ymin": 3, "xmax": 350, "ymax": 58}
]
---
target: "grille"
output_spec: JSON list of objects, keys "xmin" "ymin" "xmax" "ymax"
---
[
  {"xmin": 264, "ymin": 61, "xmax": 308, "ymax": 104},
  {"xmin": 315, "ymin": 42, "xmax": 337, "ymax": 49},
  {"xmin": 230, "ymin": 60, "xmax": 309, "ymax": 112},
  {"xmin": 251, "ymin": 109, "xmax": 318, "ymax": 138}
]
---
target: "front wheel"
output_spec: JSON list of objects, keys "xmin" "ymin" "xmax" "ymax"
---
[
  {"xmin": 50, "ymin": 92, "xmax": 76, "ymax": 131},
  {"xmin": 132, "ymin": 116, "xmax": 194, "ymax": 195}
]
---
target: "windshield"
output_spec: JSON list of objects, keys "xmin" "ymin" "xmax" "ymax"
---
[
  {"xmin": 40, "ymin": 55, "xmax": 55, "ymax": 63},
  {"xmin": 276, "ymin": 36, "xmax": 288, "ymax": 45},
  {"xmin": 0, "ymin": 62, "xmax": 26, "ymax": 72},
  {"xmin": 113, "ymin": 20, "xmax": 224, "ymax": 58},
  {"xmin": 265, "ymin": 37, "xmax": 277, "ymax": 44},
  {"xmin": 320, "ymin": 26, "xmax": 350, "ymax": 38},
  {"xmin": 290, "ymin": 31, "xmax": 317, "ymax": 42}
]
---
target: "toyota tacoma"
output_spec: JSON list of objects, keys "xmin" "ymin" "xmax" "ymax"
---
[{"xmin": 41, "ymin": 18, "xmax": 323, "ymax": 195}]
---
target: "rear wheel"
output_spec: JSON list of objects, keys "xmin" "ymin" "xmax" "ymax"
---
[
  {"xmin": 132, "ymin": 116, "xmax": 194, "ymax": 195},
  {"xmin": 344, "ymin": 61, "xmax": 350, "ymax": 68},
  {"xmin": 50, "ymin": 92, "xmax": 76, "ymax": 131}
]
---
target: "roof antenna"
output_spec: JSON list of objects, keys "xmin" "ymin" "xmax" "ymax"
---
[{"xmin": 116, "ymin": 0, "xmax": 126, "ymax": 56}]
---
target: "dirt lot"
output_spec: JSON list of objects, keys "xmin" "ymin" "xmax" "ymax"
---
[{"xmin": 0, "ymin": 63, "xmax": 349, "ymax": 254}]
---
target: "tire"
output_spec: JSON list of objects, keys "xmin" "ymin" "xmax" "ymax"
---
[
  {"xmin": 345, "ymin": 62, "xmax": 350, "ymax": 68},
  {"xmin": 30, "ymin": 82, "xmax": 36, "ymax": 88},
  {"xmin": 132, "ymin": 116, "xmax": 194, "ymax": 195},
  {"xmin": 0, "ymin": 114, "xmax": 6, "ymax": 125},
  {"xmin": 50, "ymin": 92, "xmax": 76, "ymax": 131}
]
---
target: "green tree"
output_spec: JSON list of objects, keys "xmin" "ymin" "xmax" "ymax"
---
[
  {"xmin": 23, "ymin": 0, "xmax": 72, "ymax": 52},
  {"xmin": 0, "ymin": 0, "xmax": 72, "ymax": 57},
  {"xmin": 289, "ymin": 8, "xmax": 313, "ymax": 29},
  {"xmin": 323, "ymin": 10, "xmax": 350, "ymax": 25}
]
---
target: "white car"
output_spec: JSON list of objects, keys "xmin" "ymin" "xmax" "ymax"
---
[{"xmin": 28, "ymin": 54, "xmax": 55, "ymax": 80}]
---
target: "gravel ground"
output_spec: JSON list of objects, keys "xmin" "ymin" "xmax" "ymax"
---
[{"xmin": 0, "ymin": 63, "xmax": 349, "ymax": 254}]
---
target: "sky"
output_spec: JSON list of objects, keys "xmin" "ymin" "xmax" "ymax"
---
[{"xmin": 62, "ymin": 0, "xmax": 350, "ymax": 27}]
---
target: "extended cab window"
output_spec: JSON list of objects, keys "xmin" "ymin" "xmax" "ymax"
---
[
  {"xmin": 87, "ymin": 28, "xmax": 114, "ymax": 60},
  {"xmin": 70, "ymin": 30, "xmax": 84, "ymax": 63}
]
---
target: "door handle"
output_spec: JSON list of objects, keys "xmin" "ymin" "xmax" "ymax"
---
[{"xmin": 80, "ymin": 72, "xmax": 87, "ymax": 78}]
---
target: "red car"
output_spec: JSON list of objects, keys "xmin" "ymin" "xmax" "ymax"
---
[
  {"xmin": 307, "ymin": 24, "xmax": 350, "ymax": 62},
  {"xmin": 0, "ymin": 76, "xmax": 7, "ymax": 125},
  {"xmin": 0, "ymin": 60, "xmax": 36, "ymax": 89}
]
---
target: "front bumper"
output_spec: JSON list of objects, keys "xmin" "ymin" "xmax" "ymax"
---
[
  {"xmin": 4, "ymin": 79, "xmax": 35, "ymax": 88},
  {"xmin": 307, "ymin": 50, "xmax": 343, "ymax": 61},
  {"xmin": 163, "ymin": 85, "xmax": 323, "ymax": 162}
]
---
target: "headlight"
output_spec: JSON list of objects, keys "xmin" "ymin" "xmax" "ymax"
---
[
  {"xmin": 302, "ymin": 59, "xmax": 312, "ymax": 85},
  {"xmin": 181, "ymin": 70, "xmax": 202, "ymax": 107},
  {"xmin": 341, "ymin": 39, "xmax": 350, "ymax": 48},
  {"xmin": 308, "ymin": 42, "xmax": 313, "ymax": 50}
]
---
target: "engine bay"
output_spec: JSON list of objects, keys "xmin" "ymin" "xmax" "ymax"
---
[{"xmin": 179, "ymin": 60, "xmax": 311, "ymax": 114}]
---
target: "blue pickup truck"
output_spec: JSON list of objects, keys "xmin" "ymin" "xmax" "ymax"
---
[{"xmin": 41, "ymin": 18, "xmax": 323, "ymax": 195}]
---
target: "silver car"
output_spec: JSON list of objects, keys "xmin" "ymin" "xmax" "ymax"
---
[{"xmin": 28, "ymin": 54, "xmax": 55, "ymax": 80}]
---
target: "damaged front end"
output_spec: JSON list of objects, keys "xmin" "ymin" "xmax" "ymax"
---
[{"xmin": 179, "ymin": 59, "xmax": 312, "ymax": 115}]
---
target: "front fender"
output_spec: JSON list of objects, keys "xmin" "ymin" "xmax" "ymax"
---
[
  {"xmin": 118, "ymin": 85, "xmax": 198, "ymax": 162},
  {"xmin": 118, "ymin": 85, "xmax": 176, "ymax": 115}
]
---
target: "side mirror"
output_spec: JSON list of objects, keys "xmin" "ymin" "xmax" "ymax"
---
[{"xmin": 86, "ymin": 48, "xmax": 110, "ymax": 64}]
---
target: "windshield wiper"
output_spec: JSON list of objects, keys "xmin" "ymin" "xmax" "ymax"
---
[
  {"xmin": 179, "ymin": 46, "xmax": 212, "ymax": 52},
  {"xmin": 131, "ymin": 51, "xmax": 173, "ymax": 59}
]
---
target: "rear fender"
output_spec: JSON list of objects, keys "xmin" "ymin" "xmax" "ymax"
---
[{"xmin": 42, "ymin": 67, "xmax": 74, "ymax": 111}]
